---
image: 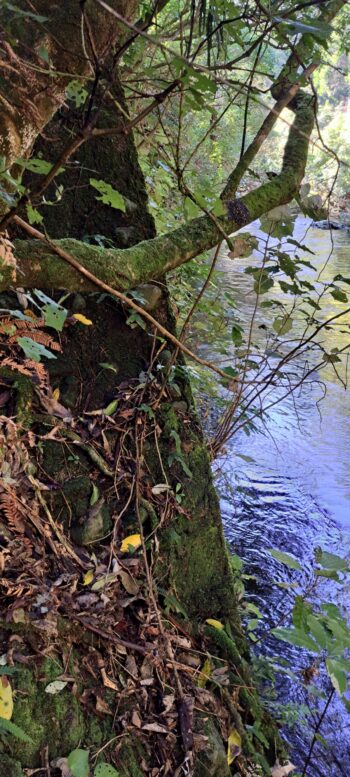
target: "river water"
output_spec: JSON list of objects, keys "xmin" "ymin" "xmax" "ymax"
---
[{"xmin": 203, "ymin": 217, "xmax": 350, "ymax": 775}]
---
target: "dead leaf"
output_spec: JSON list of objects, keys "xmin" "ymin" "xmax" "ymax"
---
[
  {"xmin": 38, "ymin": 391, "xmax": 73, "ymax": 421},
  {"xmin": 271, "ymin": 761, "xmax": 296, "ymax": 777},
  {"xmin": 131, "ymin": 709, "xmax": 142, "ymax": 728},
  {"xmin": 142, "ymin": 722, "xmax": 169, "ymax": 734},
  {"xmin": 45, "ymin": 680, "xmax": 68, "ymax": 694},
  {"xmin": 119, "ymin": 570, "xmax": 139, "ymax": 595}
]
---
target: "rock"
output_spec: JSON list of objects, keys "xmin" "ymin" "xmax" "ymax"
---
[
  {"xmin": 71, "ymin": 293, "xmax": 86, "ymax": 312},
  {"xmin": 71, "ymin": 500, "xmax": 112, "ymax": 545},
  {"xmin": 114, "ymin": 225, "xmax": 139, "ymax": 246},
  {"xmin": 158, "ymin": 349, "xmax": 172, "ymax": 365},
  {"xmin": 312, "ymin": 219, "xmax": 350, "ymax": 231},
  {"xmin": 134, "ymin": 283, "xmax": 163, "ymax": 312}
]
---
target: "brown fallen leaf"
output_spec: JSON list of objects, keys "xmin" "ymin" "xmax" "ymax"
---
[
  {"xmin": 142, "ymin": 722, "xmax": 169, "ymax": 734},
  {"xmin": 37, "ymin": 390, "xmax": 73, "ymax": 421},
  {"xmin": 131, "ymin": 709, "xmax": 142, "ymax": 728},
  {"xmin": 119, "ymin": 570, "xmax": 139, "ymax": 595},
  {"xmin": 271, "ymin": 761, "xmax": 296, "ymax": 777}
]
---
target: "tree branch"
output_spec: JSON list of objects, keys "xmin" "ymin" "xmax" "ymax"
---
[{"xmin": 4, "ymin": 87, "xmax": 312, "ymax": 294}]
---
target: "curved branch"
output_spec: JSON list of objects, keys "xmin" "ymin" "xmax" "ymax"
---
[{"xmin": 4, "ymin": 88, "xmax": 313, "ymax": 294}]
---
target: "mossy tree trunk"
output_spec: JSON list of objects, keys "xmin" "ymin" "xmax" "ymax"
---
[{"xmin": 0, "ymin": 64, "xmax": 278, "ymax": 776}]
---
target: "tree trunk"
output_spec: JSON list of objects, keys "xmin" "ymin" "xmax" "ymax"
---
[{"xmin": 0, "ymin": 74, "xmax": 280, "ymax": 776}]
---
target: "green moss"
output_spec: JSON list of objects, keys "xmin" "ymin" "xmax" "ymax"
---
[
  {"xmin": 7, "ymin": 662, "xmax": 84, "ymax": 768},
  {"xmin": 116, "ymin": 738, "xmax": 148, "ymax": 777},
  {"xmin": 193, "ymin": 716, "xmax": 230, "ymax": 777},
  {"xmin": 0, "ymin": 754, "xmax": 24, "ymax": 777}
]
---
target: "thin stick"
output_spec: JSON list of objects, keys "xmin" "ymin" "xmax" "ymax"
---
[{"xmin": 301, "ymin": 689, "xmax": 335, "ymax": 777}]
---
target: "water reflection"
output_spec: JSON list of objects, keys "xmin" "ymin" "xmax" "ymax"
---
[{"xmin": 210, "ymin": 217, "xmax": 350, "ymax": 774}]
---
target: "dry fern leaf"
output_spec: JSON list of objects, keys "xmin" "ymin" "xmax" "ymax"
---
[{"xmin": 0, "ymin": 489, "xmax": 26, "ymax": 533}]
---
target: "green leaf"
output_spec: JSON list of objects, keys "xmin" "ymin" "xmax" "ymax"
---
[
  {"xmin": 18, "ymin": 157, "xmax": 62, "ymax": 175},
  {"xmin": 315, "ymin": 569, "xmax": 340, "ymax": 581},
  {"xmin": 231, "ymin": 324, "xmax": 244, "ymax": 346},
  {"xmin": 33, "ymin": 290, "xmax": 68, "ymax": 332},
  {"xmin": 26, "ymin": 204, "xmax": 43, "ymax": 225},
  {"xmin": 292, "ymin": 596, "xmax": 311, "ymax": 630},
  {"xmin": 254, "ymin": 274, "xmax": 274, "ymax": 295},
  {"xmin": 272, "ymin": 316, "xmax": 293, "ymax": 335},
  {"xmin": 104, "ymin": 399, "xmax": 119, "ymax": 416},
  {"xmin": 94, "ymin": 764, "xmax": 120, "ymax": 777},
  {"xmin": 184, "ymin": 196, "xmax": 200, "ymax": 219},
  {"xmin": 67, "ymin": 749, "xmax": 89, "ymax": 777},
  {"xmin": 268, "ymin": 549, "xmax": 302, "ymax": 570},
  {"xmin": 278, "ymin": 253, "xmax": 296, "ymax": 279},
  {"xmin": 90, "ymin": 484, "xmax": 100, "ymax": 506},
  {"xmin": 272, "ymin": 628, "xmax": 320, "ymax": 653},
  {"xmin": 317, "ymin": 551, "xmax": 349, "ymax": 572},
  {"xmin": 42, "ymin": 303, "xmax": 67, "ymax": 332},
  {"xmin": 326, "ymin": 659, "xmax": 347, "ymax": 695},
  {"xmin": 230, "ymin": 554, "xmax": 243, "ymax": 571},
  {"xmin": 331, "ymin": 288, "xmax": 348, "ymax": 303},
  {"xmin": 17, "ymin": 337, "xmax": 57, "ymax": 363},
  {"xmin": 221, "ymin": 366, "xmax": 238, "ymax": 379},
  {"xmin": 307, "ymin": 615, "xmax": 329, "ymax": 650},
  {"xmin": 0, "ymin": 718, "xmax": 33, "ymax": 743},
  {"xmin": 90, "ymin": 179, "xmax": 126, "ymax": 212},
  {"xmin": 274, "ymin": 16, "xmax": 333, "ymax": 39},
  {"xmin": 67, "ymin": 80, "xmax": 88, "ymax": 107}
]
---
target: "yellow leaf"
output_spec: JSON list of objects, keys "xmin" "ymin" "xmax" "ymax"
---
[
  {"xmin": 120, "ymin": 533, "xmax": 142, "ymax": 553},
  {"xmin": 0, "ymin": 676, "xmax": 13, "ymax": 720},
  {"xmin": 227, "ymin": 729, "xmax": 242, "ymax": 765},
  {"xmin": 73, "ymin": 313, "xmax": 93, "ymax": 326},
  {"xmin": 52, "ymin": 387, "xmax": 60, "ymax": 400},
  {"xmin": 83, "ymin": 569, "xmax": 94, "ymax": 586},
  {"xmin": 205, "ymin": 618, "xmax": 225, "ymax": 631},
  {"xmin": 197, "ymin": 658, "xmax": 212, "ymax": 688}
]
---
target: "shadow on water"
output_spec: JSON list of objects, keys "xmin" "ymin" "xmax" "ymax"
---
[{"xmin": 207, "ymin": 217, "xmax": 350, "ymax": 775}]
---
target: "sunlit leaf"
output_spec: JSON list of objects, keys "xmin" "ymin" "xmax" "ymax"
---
[
  {"xmin": 326, "ymin": 659, "xmax": 347, "ymax": 695},
  {"xmin": 120, "ymin": 534, "xmax": 142, "ymax": 553},
  {"xmin": 73, "ymin": 313, "xmax": 93, "ymax": 326},
  {"xmin": 205, "ymin": 618, "xmax": 224, "ymax": 631},
  {"xmin": 90, "ymin": 179, "xmax": 126, "ymax": 212},
  {"xmin": 0, "ymin": 676, "xmax": 13, "ymax": 720},
  {"xmin": 197, "ymin": 658, "xmax": 212, "ymax": 688},
  {"xmin": 227, "ymin": 729, "xmax": 241, "ymax": 765},
  {"xmin": 83, "ymin": 569, "xmax": 94, "ymax": 586}
]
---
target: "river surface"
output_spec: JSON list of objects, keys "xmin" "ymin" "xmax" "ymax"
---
[{"xmin": 202, "ymin": 217, "xmax": 350, "ymax": 776}]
